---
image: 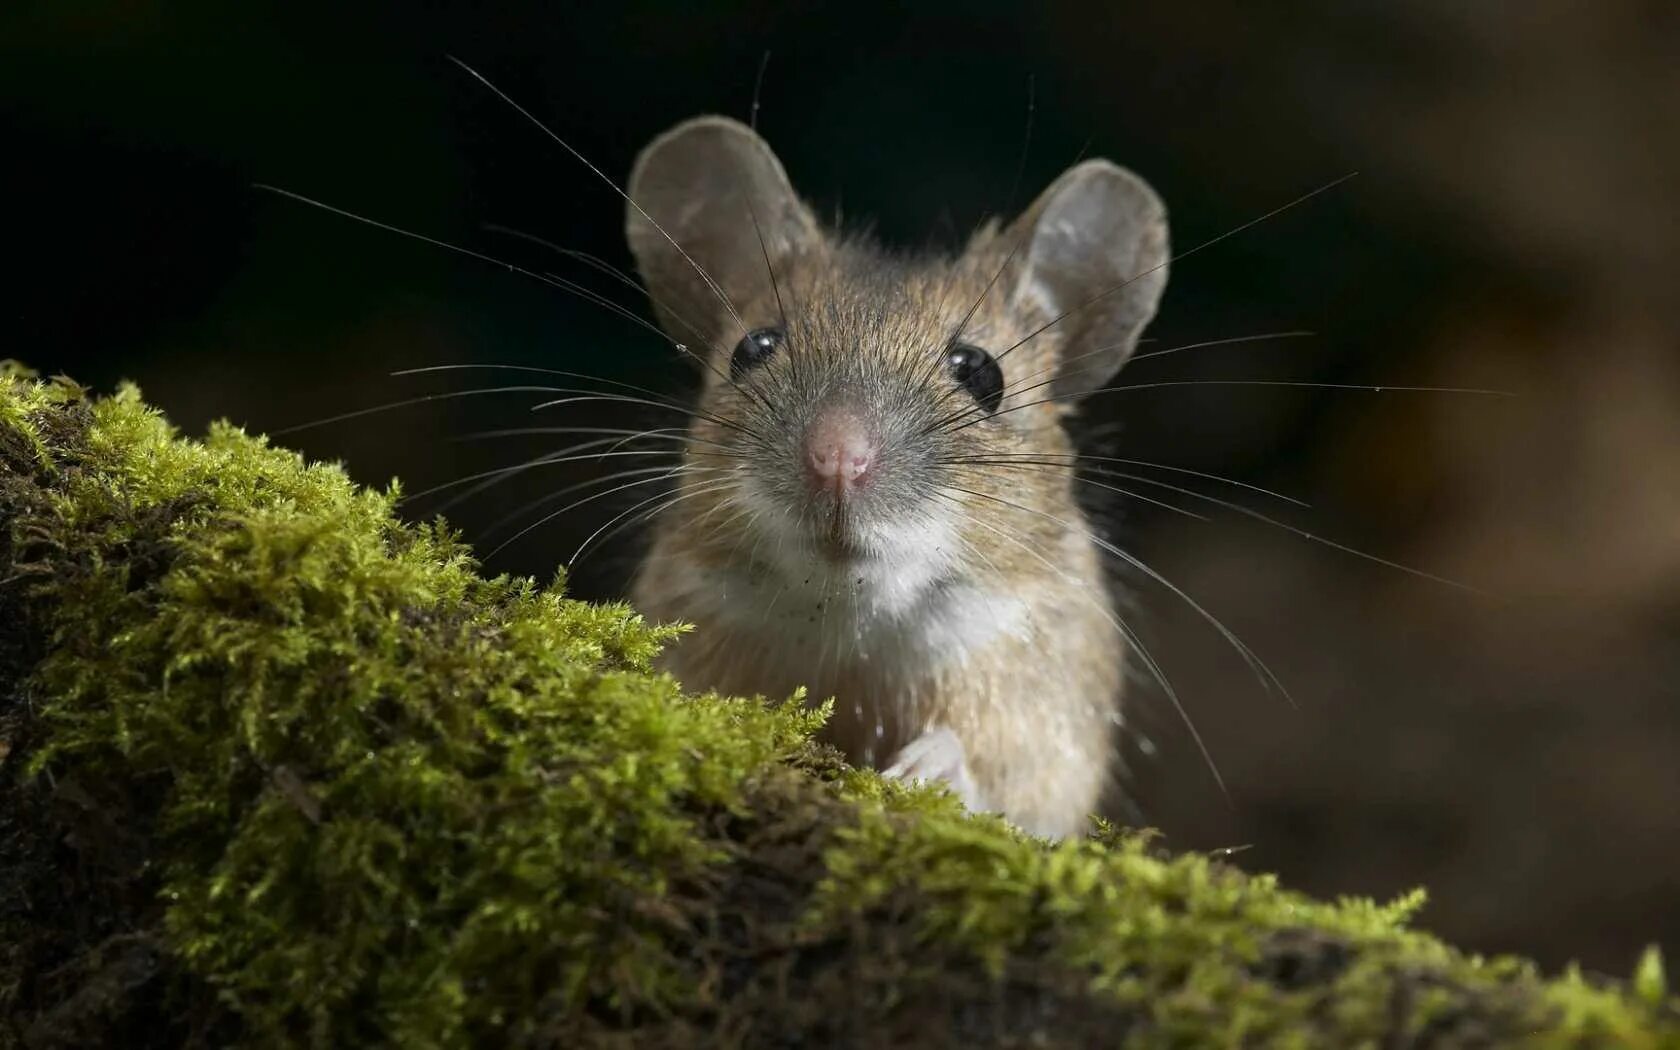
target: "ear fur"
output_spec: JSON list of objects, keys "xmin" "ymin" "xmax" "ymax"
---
[
  {"xmin": 1004, "ymin": 159, "xmax": 1170, "ymax": 398},
  {"xmin": 625, "ymin": 116, "xmax": 819, "ymax": 346}
]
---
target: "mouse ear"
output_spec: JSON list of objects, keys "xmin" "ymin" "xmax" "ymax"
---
[
  {"xmin": 1005, "ymin": 159, "xmax": 1169, "ymax": 399},
  {"xmin": 625, "ymin": 116, "xmax": 820, "ymax": 350}
]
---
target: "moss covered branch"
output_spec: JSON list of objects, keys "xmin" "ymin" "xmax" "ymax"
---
[{"xmin": 1, "ymin": 365, "xmax": 1675, "ymax": 1048}]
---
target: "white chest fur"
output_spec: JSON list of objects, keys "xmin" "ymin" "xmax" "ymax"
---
[{"xmin": 672, "ymin": 555, "xmax": 1033, "ymax": 676}]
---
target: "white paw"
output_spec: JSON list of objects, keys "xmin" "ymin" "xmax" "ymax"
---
[{"xmin": 882, "ymin": 726, "xmax": 987, "ymax": 813}]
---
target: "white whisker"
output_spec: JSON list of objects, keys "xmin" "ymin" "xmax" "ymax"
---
[
  {"xmin": 929, "ymin": 488, "xmax": 1228, "ymax": 798},
  {"xmin": 945, "ymin": 483, "xmax": 1293, "ymax": 713}
]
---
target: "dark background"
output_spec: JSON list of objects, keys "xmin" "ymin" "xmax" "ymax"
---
[{"xmin": 5, "ymin": 1, "xmax": 1677, "ymax": 977}]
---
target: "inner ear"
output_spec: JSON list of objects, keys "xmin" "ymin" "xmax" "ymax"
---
[
  {"xmin": 1005, "ymin": 159, "xmax": 1170, "ymax": 399},
  {"xmin": 625, "ymin": 116, "xmax": 821, "ymax": 350}
]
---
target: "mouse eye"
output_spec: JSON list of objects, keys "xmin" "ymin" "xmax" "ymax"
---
[
  {"xmin": 730, "ymin": 327, "xmax": 784, "ymax": 379},
  {"xmin": 946, "ymin": 343, "xmax": 1004, "ymax": 413}
]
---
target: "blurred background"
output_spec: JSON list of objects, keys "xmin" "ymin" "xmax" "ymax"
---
[{"xmin": 4, "ymin": 1, "xmax": 1677, "ymax": 978}]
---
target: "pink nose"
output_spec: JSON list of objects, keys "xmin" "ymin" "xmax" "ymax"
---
[{"xmin": 804, "ymin": 408, "xmax": 876, "ymax": 492}]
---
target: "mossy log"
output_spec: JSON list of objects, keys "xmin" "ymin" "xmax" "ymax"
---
[{"xmin": 1, "ymin": 365, "xmax": 1675, "ymax": 1049}]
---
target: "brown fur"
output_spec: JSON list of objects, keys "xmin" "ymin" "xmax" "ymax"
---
[{"xmin": 623, "ymin": 117, "xmax": 1168, "ymax": 838}]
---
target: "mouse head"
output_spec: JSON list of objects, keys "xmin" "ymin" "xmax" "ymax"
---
[{"xmin": 625, "ymin": 116, "xmax": 1169, "ymax": 605}]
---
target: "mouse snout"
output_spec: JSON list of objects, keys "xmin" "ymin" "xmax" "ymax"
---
[{"xmin": 803, "ymin": 407, "xmax": 877, "ymax": 494}]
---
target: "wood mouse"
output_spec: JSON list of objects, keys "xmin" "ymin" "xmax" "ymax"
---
[{"xmin": 624, "ymin": 116, "xmax": 1169, "ymax": 839}]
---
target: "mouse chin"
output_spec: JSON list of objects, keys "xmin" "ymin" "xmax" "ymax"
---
[
  {"xmin": 750, "ymin": 497, "xmax": 961, "ymax": 611},
  {"xmin": 811, "ymin": 532, "xmax": 867, "ymax": 565}
]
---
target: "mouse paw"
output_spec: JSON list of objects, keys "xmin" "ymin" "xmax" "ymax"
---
[{"xmin": 882, "ymin": 726, "xmax": 987, "ymax": 813}]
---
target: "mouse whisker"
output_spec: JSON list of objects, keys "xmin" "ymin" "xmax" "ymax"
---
[
  {"xmin": 575, "ymin": 493, "xmax": 740, "ymax": 574},
  {"xmin": 390, "ymin": 365, "xmax": 765, "ymax": 442},
  {"xmin": 1101, "ymin": 378, "xmax": 1514, "ymax": 397},
  {"xmin": 683, "ymin": 490, "xmax": 759, "ymax": 561},
  {"xmin": 741, "ymin": 500, "xmax": 775, "ymax": 577},
  {"xmin": 921, "ymin": 328, "xmax": 1155, "ymax": 434},
  {"xmin": 1126, "ymin": 329, "xmax": 1317, "ymax": 364},
  {"xmin": 924, "ymin": 329, "xmax": 1362, "ymax": 436},
  {"xmin": 269, "ymin": 384, "xmax": 595, "ymax": 437},
  {"xmin": 568, "ymin": 477, "xmax": 739, "ymax": 567},
  {"xmin": 448, "ymin": 424, "xmax": 684, "ymax": 442},
  {"xmin": 943, "ymin": 462, "xmax": 1208, "ymax": 522},
  {"xmin": 521, "ymin": 391, "xmax": 773, "ymax": 446},
  {"xmin": 917, "ymin": 104, "xmax": 1074, "ymax": 404},
  {"xmin": 446, "ymin": 55, "xmax": 753, "ymax": 339},
  {"xmin": 942, "ymin": 328, "xmax": 1317, "ymax": 422},
  {"xmin": 394, "ymin": 363, "xmax": 699, "ymax": 407},
  {"xmin": 481, "ymin": 224, "xmax": 717, "ymax": 354},
  {"xmin": 1001, "ymin": 73, "xmax": 1038, "ymax": 220},
  {"xmin": 483, "ymin": 228, "xmax": 647, "ymax": 294},
  {"xmin": 940, "ymin": 504, "xmax": 1142, "ymax": 787},
  {"xmin": 252, "ymin": 184, "xmax": 690, "ymax": 351},
  {"xmin": 946, "ymin": 454, "xmax": 1479, "ymax": 590},
  {"xmin": 944, "ymin": 482, "xmax": 1293, "ymax": 714},
  {"xmin": 913, "ymin": 237, "xmax": 1044, "ymax": 423},
  {"xmin": 423, "ymin": 429, "xmax": 735, "ymax": 520},
  {"xmin": 449, "ymin": 426, "xmax": 726, "ymax": 455},
  {"xmin": 402, "ymin": 447, "xmax": 690, "ymax": 507},
  {"xmin": 942, "ymin": 376, "xmax": 1515, "ymax": 439},
  {"xmin": 1010, "ymin": 329, "xmax": 1317, "ymax": 413},
  {"xmin": 484, "ymin": 466, "xmax": 718, "ymax": 561},
  {"xmin": 403, "ymin": 443, "xmax": 692, "ymax": 500},
  {"xmin": 733, "ymin": 160, "xmax": 789, "ymax": 336},
  {"xmin": 516, "ymin": 232, "xmax": 775, "ymax": 424},
  {"xmin": 940, "ymin": 452, "xmax": 1308, "ymax": 508},
  {"xmin": 927, "ymin": 488, "xmax": 1228, "ymax": 800},
  {"xmin": 1000, "ymin": 457, "xmax": 1480, "ymax": 592},
  {"xmin": 267, "ymin": 381, "xmax": 730, "ymax": 445},
  {"xmin": 627, "ymin": 490, "xmax": 754, "ymax": 580},
  {"xmin": 935, "ymin": 217, "xmax": 1032, "ymax": 383},
  {"xmin": 690, "ymin": 164, "xmax": 805, "ymax": 427},
  {"xmin": 987, "ymin": 172, "xmax": 1359, "ymax": 373},
  {"xmin": 455, "ymin": 426, "xmax": 744, "ymax": 469},
  {"xmin": 476, "ymin": 464, "xmax": 728, "ymax": 545}
]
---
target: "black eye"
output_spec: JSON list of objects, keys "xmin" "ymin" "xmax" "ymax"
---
[
  {"xmin": 731, "ymin": 327, "xmax": 783, "ymax": 379},
  {"xmin": 946, "ymin": 343, "xmax": 1004, "ymax": 413}
]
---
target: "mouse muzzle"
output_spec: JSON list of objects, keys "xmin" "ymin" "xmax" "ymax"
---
[{"xmin": 802, "ymin": 405, "xmax": 877, "ymax": 498}]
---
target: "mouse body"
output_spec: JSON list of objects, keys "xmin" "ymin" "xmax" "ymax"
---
[{"xmin": 623, "ymin": 116, "xmax": 1169, "ymax": 839}]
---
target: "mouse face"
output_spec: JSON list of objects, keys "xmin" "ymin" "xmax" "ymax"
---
[{"xmin": 625, "ymin": 117, "xmax": 1169, "ymax": 616}]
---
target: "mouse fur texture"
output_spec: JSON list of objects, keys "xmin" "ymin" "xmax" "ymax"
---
[{"xmin": 623, "ymin": 116, "xmax": 1168, "ymax": 839}]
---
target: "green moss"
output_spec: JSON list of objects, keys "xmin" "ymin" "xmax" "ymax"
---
[
  {"xmin": 1638, "ymin": 949, "xmax": 1670, "ymax": 1008},
  {"xmin": 1, "ymin": 368, "xmax": 1676, "ymax": 1048}
]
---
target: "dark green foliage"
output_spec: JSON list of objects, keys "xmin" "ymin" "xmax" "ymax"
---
[{"xmin": 2, "ymin": 367, "xmax": 1676, "ymax": 1048}]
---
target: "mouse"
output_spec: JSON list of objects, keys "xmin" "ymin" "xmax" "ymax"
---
[{"xmin": 623, "ymin": 115, "xmax": 1169, "ymax": 840}]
